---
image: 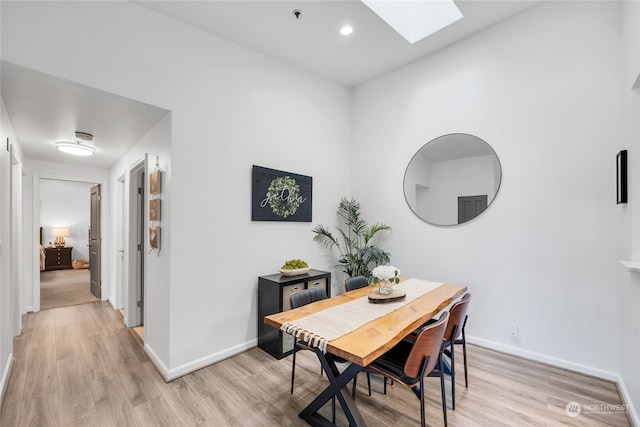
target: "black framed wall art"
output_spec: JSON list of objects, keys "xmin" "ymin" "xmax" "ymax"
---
[
  {"xmin": 252, "ymin": 165, "xmax": 312, "ymax": 222},
  {"xmin": 617, "ymin": 149, "xmax": 627, "ymax": 204}
]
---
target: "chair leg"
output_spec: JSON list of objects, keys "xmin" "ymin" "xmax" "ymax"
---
[
  {"xmin": 450, "ymin": 341, "xmax": 456, "ymax": 410},
  {"xmin": 383, "ymin": 377, "xmax": 387, "ymax": 394},
  {"xmin": 366, "ymin": 373, "xmax": 372, "ymax": 396},
  {"xmin": 462, "ymin": 331, "xmax": 468, "ymax": 388},
  {"xmin": 291, "ymin": 343, "xmax": 298, "ymax": 394},
  {"xmin": 440, "ymin": 366, "xmax": 448, "ymax": 427},
  {"xmin": 419, "ymin": 378, "xmax": 426, "ymax": 427}
]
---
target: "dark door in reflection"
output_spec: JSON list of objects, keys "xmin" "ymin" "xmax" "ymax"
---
[{"xmin": 458, "ymin": 195, "xmax": 487, "ymax": 224}]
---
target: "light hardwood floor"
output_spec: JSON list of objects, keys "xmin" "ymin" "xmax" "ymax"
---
[
  {"xmin": 40, "ymin": 269, "xmax": 98, "ymax": 310},
  {"xmin": 0, "ymin": 301, "xmax": 631, "ymax": 426}
]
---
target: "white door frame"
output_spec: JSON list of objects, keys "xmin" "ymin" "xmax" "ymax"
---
[
  {"xmin": 10, "ymin": 148, "xmax": 22, "ymax": 336},
  {"xmin": 114, "ymin": 175, "xmax": 125, "ymax": 310},
  {"xmin": 32, "ymin": 175, "xmax": 106, "ymax": 312},
  {"xmin": 125, "ymin": 156, "xmax": 147, "ymax": 327}
]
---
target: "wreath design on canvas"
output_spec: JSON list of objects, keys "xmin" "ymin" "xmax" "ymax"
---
[{"xmin": 267, "ymin": 176, "xmax": 302, "ymax": 218}]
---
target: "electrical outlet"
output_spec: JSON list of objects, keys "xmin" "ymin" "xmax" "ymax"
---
[{"xmin": 510, "ymin": 317, "xmax": 519, "ymax": 337}]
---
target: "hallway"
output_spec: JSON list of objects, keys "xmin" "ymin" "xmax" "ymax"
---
[
  {"xmin": 0, "ymin": 301, "xmax": 306, "ymax": 426},
  {"xmin": 0, "ymin": 302, "xmax": 151, "ymax": 425}
]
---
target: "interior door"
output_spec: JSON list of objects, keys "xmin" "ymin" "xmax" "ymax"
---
[
  {"xmin": 89, "ymin": 184, "xmax": 101, "ymax": 299},
  {"xmin": 135, "ymin": 169, "xmax": 145, "ymax": 325}
]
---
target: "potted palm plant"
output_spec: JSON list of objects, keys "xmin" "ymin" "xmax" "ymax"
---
[{"xmin": 312, "ymin": 198, "xmax": 392, "ymax": 279}]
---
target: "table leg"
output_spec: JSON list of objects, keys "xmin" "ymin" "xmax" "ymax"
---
[{"xmin": 299, "ymin": 348, "xmax": 367, "ymax": 427}]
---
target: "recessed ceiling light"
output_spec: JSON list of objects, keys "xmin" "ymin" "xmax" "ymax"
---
[
  {"xmin": 55, "ymin": 141, "xmax": 96, "ymax": 156},
  {"xmin": 340, "ymin": 25, "xmax": 354, "ymax": 36}
]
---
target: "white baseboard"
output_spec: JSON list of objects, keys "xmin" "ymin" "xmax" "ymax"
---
[
  {"xmin": 468, "ymin": 336, "xmax": 618, "ymax": 380},
  {"xmin": 25, "ymin": 306, "xmax": 33, "ymax": 313},
  {"xmin": 617, "ymin": 376, "xmax": 640, "ymax": 427},
  {"xmin": 0, "ymin": 354, "xmax": 13, "ymax": 409},
  {"xmin": 469, "ymin": 336, "xmax": 638, "ymax": 426},
  {"xmin": 144, "ymin": 339, "xmax": 258, "ymax": 382},
  {"xmin": 144, "ymin": 343, "xmax": 171, "ymax": 382}
]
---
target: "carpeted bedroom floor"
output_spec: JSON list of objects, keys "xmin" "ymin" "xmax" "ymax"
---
[{"xmin": 40, "ymin": 269, "xmax": 99, "ymax": 310}]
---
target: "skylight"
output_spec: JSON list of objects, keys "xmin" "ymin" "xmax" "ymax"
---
[{"xmin": 361, "ymin": 0, "xmax": 463, "ymax": 44}]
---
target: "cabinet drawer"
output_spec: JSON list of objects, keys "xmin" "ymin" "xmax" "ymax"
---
[
  {"xmin": 282, "ymin": 283, "xmax": 304, "ymax": 311},
  {"xmin": 307, "ymin": 278, "xmax": 327, "ymax": 290}
]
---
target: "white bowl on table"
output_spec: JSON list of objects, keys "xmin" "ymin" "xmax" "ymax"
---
[{"xmin": 279, "ymin": 267, "xmax": 310, "ymax": 276}]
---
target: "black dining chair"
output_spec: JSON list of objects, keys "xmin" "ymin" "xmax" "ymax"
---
[
  {"xmin": 289, "ymin": 287, "xmax": 329, "ymax": 395},
  {"xmin": 406, "ymin": 293, "xmax": 471, "ymax": 410},
  {"xmin": 345, "ymin": 275, "xmax": 369, "ymax": 292},
  {"xmin": 366, "ymin": 311, "xmax": 450, "ymax": 427},
  {"xmin": 444, "ymin": 293, "xmax": 471, "ymax": 408}
]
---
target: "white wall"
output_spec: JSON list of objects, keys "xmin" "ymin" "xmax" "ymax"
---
[
  {"xmin": 39, "ymin": 179, "xmax": 94, "ymax": 259},
  {"xmin": 109, "ymin": 113, "xmax": 171, "ymax": 368},
  {"xmin": 1, "ymin": 1, "xmax": 351, "ymax": 378},
  {"xmin": 0, "ymin": 97, "xmax": 14, "ymax": 405},
  {"xmin": 0, "ymin": 94, "xmax": 26, "ymax": 405},
  {"xmin": 621, "ymin": 0, "xmax": 640, "ymax": 418},
  {"xmin": 352, "ymin": 0, "xmax": 629, "ymax": 389}
]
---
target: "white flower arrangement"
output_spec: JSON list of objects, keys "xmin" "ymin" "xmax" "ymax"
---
[{"xmin": 371, "ymin": 265, "xmax": 401, "ymax": 284}]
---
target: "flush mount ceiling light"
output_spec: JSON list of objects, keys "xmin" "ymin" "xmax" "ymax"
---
[
  {"xmin": 361, "ymin": 0, "xmax": 462, "ymax": 44},
  {"xmin": 55, "ymin": 131, "xmax": 95, "ymax": 156},
  {"xmin": 55, "ymin": 141, "xmax": 96, "ymax": 156}
]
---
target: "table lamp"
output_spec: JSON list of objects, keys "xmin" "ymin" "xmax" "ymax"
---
[{"xmin": 52, "ymin": 228, "xmax": 69, "ymax": 248}]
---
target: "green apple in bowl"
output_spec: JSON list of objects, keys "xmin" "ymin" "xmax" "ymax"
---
[{"xmin": 279, "ymin": 259, "xmax": 310, "ymax": 276}]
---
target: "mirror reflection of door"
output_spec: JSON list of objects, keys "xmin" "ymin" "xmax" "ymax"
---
[
  {"xmin": 404, "ymin": 133, "xmax": 501, "ymax": 226},
  {"xmin": 458, "ymin": 195, "xmax": 488, "ymax": 224},
  {"xmin": 89, "ymin": 184, "xmax": 101, "ymax": 299}
]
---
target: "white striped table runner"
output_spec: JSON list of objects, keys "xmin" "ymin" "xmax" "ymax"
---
[{"xmin": 281, "ymin": 278, "xmax": 444, "ymax": 353}]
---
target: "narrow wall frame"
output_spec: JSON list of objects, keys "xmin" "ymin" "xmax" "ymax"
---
[{"xmin": 617, "ymin": 150, "xmax": 627, "ymax": 204}]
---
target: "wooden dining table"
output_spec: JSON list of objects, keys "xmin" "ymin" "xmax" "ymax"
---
[{"xmin": 264, "ymin": 279, "xmax": 467, "ymax": 427}]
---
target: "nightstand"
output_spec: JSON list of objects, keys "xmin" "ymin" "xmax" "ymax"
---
[{"xmin": 44, "ymin": 247, "xmax": 73, "ymax": 271}]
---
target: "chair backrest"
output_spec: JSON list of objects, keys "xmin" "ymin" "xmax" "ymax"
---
[
  {"xmin": 345, "ymin": 276, "xmax": 369, "ymax": 292},
  {"xmin": 404, "ymin": 311, "xmax": 449, "ymax": 379},
  {"xmin": 443, "ymin": 293, "xmax": 471, "ymax": 343},
  {"xmin": 290, "ymin": 287, "xmax": 328, "ymax": 309}
]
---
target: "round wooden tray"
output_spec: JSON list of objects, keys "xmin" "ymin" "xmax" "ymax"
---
[{"xmin": 368, "ymin": 289, "xmax": 407, "ymax": 303}]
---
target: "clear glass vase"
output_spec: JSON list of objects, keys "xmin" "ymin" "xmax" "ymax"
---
[{"xmin": 378, "ymin": 279, "xmax": 393, "ymax": 295}]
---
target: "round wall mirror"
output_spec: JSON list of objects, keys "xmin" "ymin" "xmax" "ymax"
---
[{"xmin": 403, "ymin": 133, "xmax": 502, "ymax": 226}]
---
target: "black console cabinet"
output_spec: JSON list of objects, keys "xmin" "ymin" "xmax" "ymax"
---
[{"xmin": 258, "ymin": 269, "xmax": 331, "ymax": 359}]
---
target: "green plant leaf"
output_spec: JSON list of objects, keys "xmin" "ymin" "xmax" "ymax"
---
[{"xmin": 312, "ymin": 197, "xmax": 392, "ymax": 279}]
